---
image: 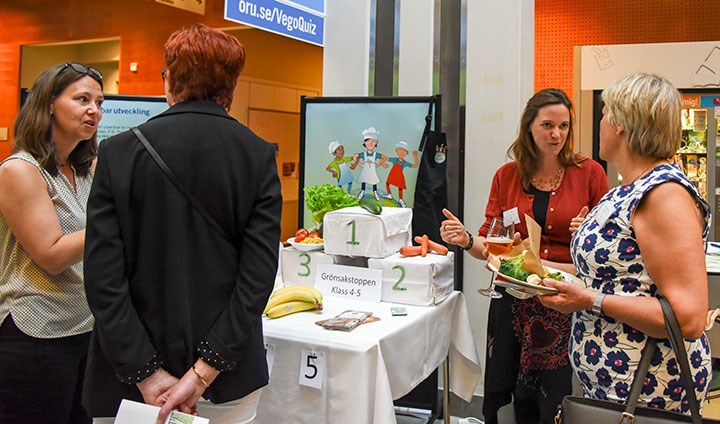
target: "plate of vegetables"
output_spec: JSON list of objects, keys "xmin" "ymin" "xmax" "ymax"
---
[
  {"xmin": 487, "ymin": 254, "xmax": 564, "ymax": 295},
  {"xmin": 288, "ymin": 228, "xmax": 324, "ymax": 251}
]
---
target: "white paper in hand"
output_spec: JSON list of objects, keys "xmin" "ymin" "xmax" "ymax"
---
[{"xmin": 115, "ymin": 399, "xmax": 209, "ymax": 424}]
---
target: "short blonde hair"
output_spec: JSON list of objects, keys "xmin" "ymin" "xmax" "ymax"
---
[{"xmin": 601, "ymin": 73, "xmax": 681, "ymax": 159}]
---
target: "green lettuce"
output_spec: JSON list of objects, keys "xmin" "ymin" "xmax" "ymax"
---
[{"xmin": 304, "ymin": 184, "xmax": 359, "ymax": 225}]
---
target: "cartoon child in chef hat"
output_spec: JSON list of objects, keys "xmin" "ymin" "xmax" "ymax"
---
[
  {"xmin": 384, "ymin": 140, "xmax": 419, "ymax": 207},
  {"xmin": 326, "ymin": 140, "xmax": 358, "ymax": 193},
  {"xmin": 353, "ymin": 127, "xmax": 388, "ymax": 201}
]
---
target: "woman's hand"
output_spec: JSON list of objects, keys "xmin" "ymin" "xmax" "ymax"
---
[
  {"xmin": 537, "ymin": 278, "xmax": 594, "ymax": 314},
  {"xmin": 153, "ymin": 361, "xmax": 219, "ymax": 424},
  {"xmin": 136, "ymin": 368, "xmax": 180, "ymax": 407},
  {"xmin": 569, "ymin": 206, "xmax": 589, "ymax": 234},
  {"xmin": 440, "ymin": 208, "xmax": 470, "ymax": 247}
]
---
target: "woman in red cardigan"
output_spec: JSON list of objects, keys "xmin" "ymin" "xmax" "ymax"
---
[{"xmin": 441, "ymin": 89, "xmax": 608, "ymax": 424}]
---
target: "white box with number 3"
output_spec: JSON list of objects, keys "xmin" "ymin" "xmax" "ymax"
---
[
  {"xmin": 368, "ymin": 251, "xmax": 454, "ymax": 306},
  {"xmin": 280, "ymin": 248, "xmax": 335, "ymax": 287}
]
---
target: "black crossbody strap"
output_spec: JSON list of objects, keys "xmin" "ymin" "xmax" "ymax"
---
[
  {"xmin": 659, "ymin": 295, "xmax": 704, "ymax": 423},
  {"xmin": 131, "ymin": 127, "xmax": 234, "ymax": 245}
]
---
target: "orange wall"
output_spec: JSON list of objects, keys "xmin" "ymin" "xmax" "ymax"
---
[
  {"xmin": 535, "ymin": 0, "xmax": 720, "ymax": 99},
  {"xmin": 0, "ymin": 0, "xmax": 322, "ymax": 159}
]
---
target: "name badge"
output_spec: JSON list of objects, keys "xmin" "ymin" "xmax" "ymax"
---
[
  {"xmin": 593, "ymin": 202, "xmax": 615, "ymax": 228},
  {"xmin": 503, "ymin": 207, "xmax": 521, "ymax": 226}
]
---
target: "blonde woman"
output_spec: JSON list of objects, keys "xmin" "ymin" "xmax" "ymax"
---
[{"xmin": 540, "ymin": 73, "xmax": 712, "ymax": 413}]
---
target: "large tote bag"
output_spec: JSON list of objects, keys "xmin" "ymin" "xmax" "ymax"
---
[{"xmin": 556, "ymin": 296, "xmax": 719, "ymax": 424}]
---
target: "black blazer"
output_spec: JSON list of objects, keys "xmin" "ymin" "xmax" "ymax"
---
[{"xmin": 83, "ymin": 101, "xmax": 282, "ymax": 416}]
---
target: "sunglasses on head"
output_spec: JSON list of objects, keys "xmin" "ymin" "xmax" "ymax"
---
[{"xmin": 59, "ymin": 62, "xmax": 104, "ymax": 85}]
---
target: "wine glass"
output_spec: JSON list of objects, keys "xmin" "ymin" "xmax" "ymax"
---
[{"xmin": 478, "ymin": 217, "xmax": 515, "ymax": 298}]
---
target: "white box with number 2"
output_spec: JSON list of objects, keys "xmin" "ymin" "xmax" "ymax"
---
[
  {"xmin": 280, "ymin": 248, "xmax": 335, "ymax": 287},
  {"xmin": 368, "ymin": 251, "xmax": 454, "ymax": 306},
  {"xmin": 322, "ymin": 206, "xmax": 412, "ymax": 258}
]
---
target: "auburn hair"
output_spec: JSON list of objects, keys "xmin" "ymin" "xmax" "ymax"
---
[{"xmin": 164, "ymin": 23, "xmax": 246, "ymax": 110}]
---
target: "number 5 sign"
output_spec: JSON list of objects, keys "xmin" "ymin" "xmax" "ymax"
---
[{"xmin": 299, "ymin": 350, "xmax": 325, "ymax": 389}]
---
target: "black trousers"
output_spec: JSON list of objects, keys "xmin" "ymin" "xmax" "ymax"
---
[{"xmin": 0, "ymin": 315, "xmax": 92, "ymax": 424}]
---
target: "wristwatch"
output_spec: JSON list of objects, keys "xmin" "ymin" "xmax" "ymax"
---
[{"xmin": 592, "ymin": 291, "xmax": 606, "ymax": 315}]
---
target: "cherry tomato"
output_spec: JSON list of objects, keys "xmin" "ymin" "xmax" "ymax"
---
[
  {"xmin": 295, "ymin": 228, "xmax": 309, "ymax": 237},
  {"xmin": 307, "ymin": 231, "xmax": 320, "ymax": 239},
  {"xmin": 294, "ymin": 233, "xmax": 308, "ymax": 243}
]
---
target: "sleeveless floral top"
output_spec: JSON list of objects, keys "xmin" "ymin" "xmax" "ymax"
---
[{"xmin": 569, "ymin": 163, "xmax": 712, "ymax": 413}]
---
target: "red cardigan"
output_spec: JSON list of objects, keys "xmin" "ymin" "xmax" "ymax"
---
[{"xmin": 479, "ymin": 157, "xmax": 608, "ymax": 263}]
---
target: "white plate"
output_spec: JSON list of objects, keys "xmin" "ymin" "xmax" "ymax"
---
[
  {"xmin": 287, "ymin": 237, "xmax": 324, "ymax": 252},
  {"xmin": 487, "ymin": 262, "xmax": 572, "ymax": 296}
]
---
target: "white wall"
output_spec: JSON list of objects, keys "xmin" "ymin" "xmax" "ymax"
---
[
  {"xmin": 398, "ymin": 0, "xmax": 434, "ymax": 96},
  {"xmin": 464, "ymin": 0, "xmax": 535, "ymax": 396},
  {"xmin": 323, "ymin": 0, "xmax": 372, "ymax": 96}
]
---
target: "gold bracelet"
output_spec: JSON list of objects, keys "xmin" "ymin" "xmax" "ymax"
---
[{"xmin": 192, "ymin": 366, "xmax": 210, "ymax": 388}]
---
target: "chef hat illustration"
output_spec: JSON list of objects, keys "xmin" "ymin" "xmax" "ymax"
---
[
  {"xmin": 395, "ymin": 140, "xmax": 410, "ymax": 151},
  {"xmin": 328, "ymin": 140, "xmax": 342, "ymax": 155},
  {"xmin": 362, "ymin": 127, "xmax": 380, "ymax": 141}
]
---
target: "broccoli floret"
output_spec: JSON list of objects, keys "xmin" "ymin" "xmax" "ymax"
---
[
  {"xmin": 546, "ymin": 271, "xmax": 563, "ymax": 281},
  {"xmin": 498, "ymin": 255, "xmax": 530, "ymax": 281}
]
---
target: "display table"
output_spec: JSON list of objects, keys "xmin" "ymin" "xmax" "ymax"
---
[{"xmin": 255, "ymin": 291, "xmax": 481, "ymax": 424}]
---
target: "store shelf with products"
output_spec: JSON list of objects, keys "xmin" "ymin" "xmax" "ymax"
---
[
  {"xmin": 671, "ymin": 95, "xmax": 720, "ymax": 242},
  {"xmin": 675, "ymin": 108, "xmax": 710, "ymax": 199}
]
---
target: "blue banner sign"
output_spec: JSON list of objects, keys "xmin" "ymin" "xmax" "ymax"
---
[{"xmin": 225, "ymin": 0, "xmax": 325, "ymax": 46}]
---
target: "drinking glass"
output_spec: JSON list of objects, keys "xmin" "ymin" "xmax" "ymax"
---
[{"xmin": 478, "ymin": 217, "xmax": 515, "ymax": 298}]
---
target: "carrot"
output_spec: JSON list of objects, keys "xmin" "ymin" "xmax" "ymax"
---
[
  {"xmin": 399, "ymin": 245, "xmax": 423, "ymax": 257},
  {"xmin": 420, "ymin": 234, "xmax": 429, "ymax": 257},
  {"xmin": 414, "ymin": 235, "xmax": 449, "ymax": 255}
]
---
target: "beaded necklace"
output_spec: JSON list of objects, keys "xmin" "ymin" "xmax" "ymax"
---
[{"xmin": 531, "ymin": 167, "xmax": 564, "ymax": 191}]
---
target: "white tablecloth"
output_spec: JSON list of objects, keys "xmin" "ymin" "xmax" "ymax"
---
[{"xmin": 255, "ymin": 291, "xmax": 481, "ymax": 424}]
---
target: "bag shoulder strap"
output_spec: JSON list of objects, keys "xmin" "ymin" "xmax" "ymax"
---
[
  {"xmin": 131, "ymin": 127, "xmax": 235, "ymax": 245},
  {"xmin": 622, "ymin": 296, "xmax": 704, "ymax": 424},
  {"xmin": 622, "ymin": 336, "xmax": 656, "ymax": 420},
  {"xmin": 659, "ymin": 295, "xmax": 704, "ymax": 423}
]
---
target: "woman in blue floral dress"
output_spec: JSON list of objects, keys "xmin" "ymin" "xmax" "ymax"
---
[{"xmin": 540, "ymin": 73, "xmax": 712, "ymax": 414}]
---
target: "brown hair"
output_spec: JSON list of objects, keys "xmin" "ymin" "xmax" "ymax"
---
[
  {"xmin": 508, "ymin": 88, "xmax": 583, "ymax": 189},
  {"xmin": 164, "ymin": 24, "xmax": 246, "ymax": 110},
  {"xmin": 13, "ymin": 63, "xmax": 103, "ymax": 177}
]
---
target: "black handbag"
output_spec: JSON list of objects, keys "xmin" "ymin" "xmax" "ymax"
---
[{"xmin": 556, "ymin": 296, "xmax": 719, "ymax": 424}]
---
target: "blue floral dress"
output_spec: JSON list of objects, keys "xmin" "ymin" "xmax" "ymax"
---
[{"xmin": 569, "ymin": 163, "xmax": 712, "ymax": 413}]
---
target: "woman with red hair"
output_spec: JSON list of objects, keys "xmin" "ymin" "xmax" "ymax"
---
[{"xmin": 83, "ymin": 24, "xmax": 282, "ymax": 424}]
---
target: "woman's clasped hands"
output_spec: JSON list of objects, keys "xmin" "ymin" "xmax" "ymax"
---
[{"xmin": 137, "ymin": 363, "xmax": 218, "ymax": 424}]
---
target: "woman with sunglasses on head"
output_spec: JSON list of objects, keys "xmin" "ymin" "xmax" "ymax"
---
[{"xmin": 0, "ymin": 62, "xmax": 104, "ymax": 423}]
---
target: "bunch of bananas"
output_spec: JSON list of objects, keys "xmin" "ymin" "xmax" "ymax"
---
[{"xmin": 263, "ymin": 285, "xmax": 323, "ymax": 319}]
